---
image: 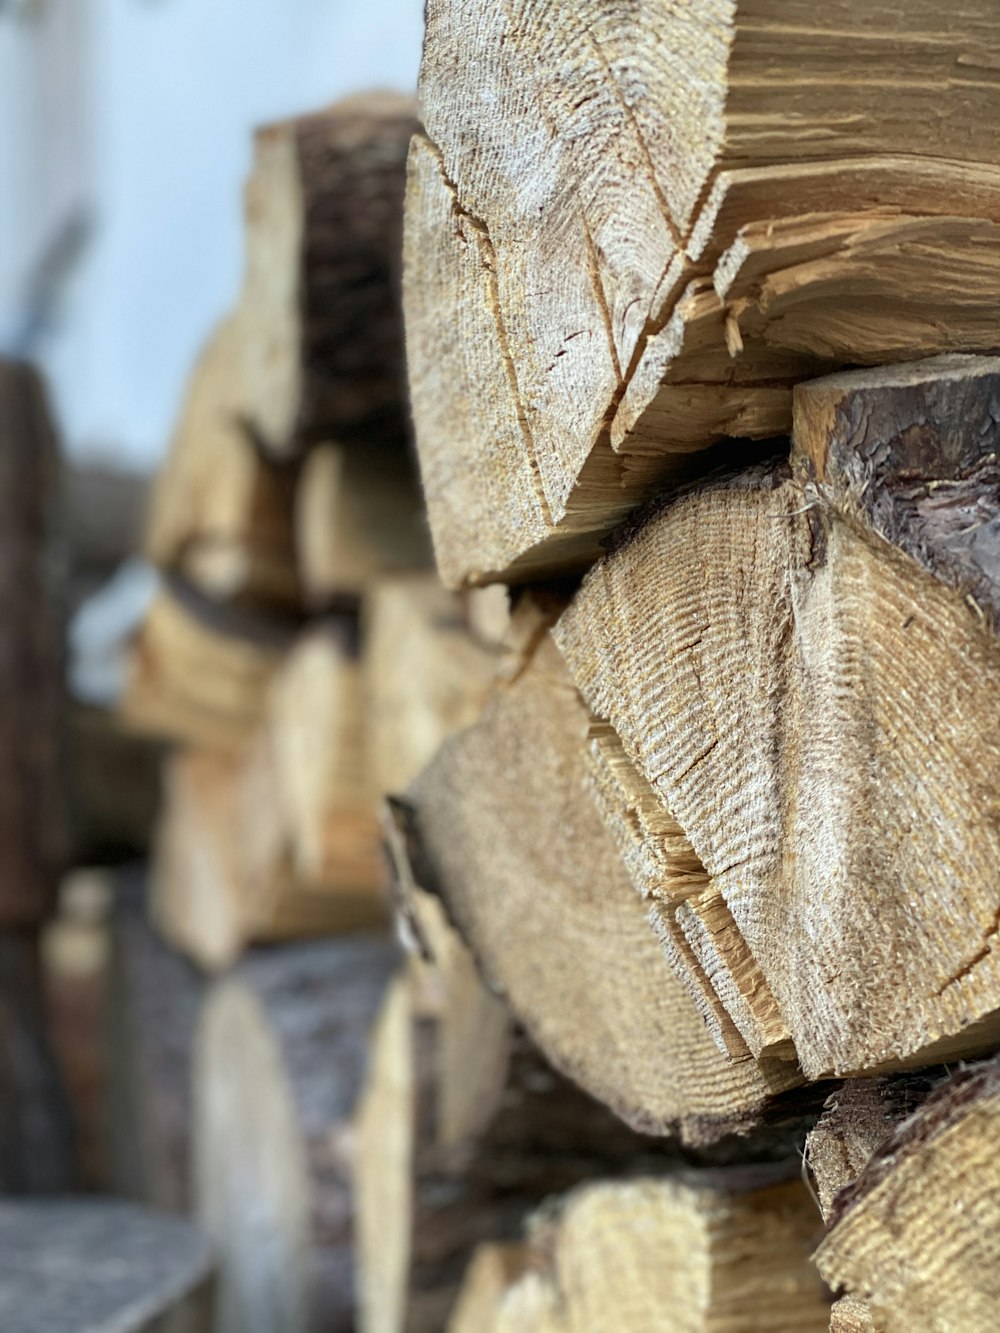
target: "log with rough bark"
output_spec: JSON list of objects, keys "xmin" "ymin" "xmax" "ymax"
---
[
  {"xmin": 240, "ymin": 92, "xmax": 417, "ymax": 457},
  {"xmin": 405, "ymin": 1, "xmax": 1000, "ymax": 586},
  {"xmin": 448, "ymin": 1171, "xmax": 829, "ymax": 1332},
  {"xmin": 363, "ymin": 574, "xmax": 504, "ymax": 795},
  {"xmin": 0, "ymin": 1199, "xmax": 214, "ymax": 1333},
  {"xmin": 122, "ymin": 579, "xmax": 294, "ymax": 752},
  {"xmin": 193, "ymin": 936, "xmax": 396, "ymax": 1333},
  {"xmin": 295, "ymin": 439, "xmax": 430, "ymax": 608},
  {"xmin": 145, "ymin": 315, "xmax": 300, "ymax": 610},
  {"xmin": 0, "ymin": 360, "xmax": 63, "ymax": 926},
  {"xmin": 392, "ymin": 631, "xmax": 810, "ymax": 1142},
  {"xmin": 355, "ymin": 888, "xmax": 675, "ymax": 1333},
  {"xmin": 554, "ymin": 354, "xmax": 1000, "ymax": 1079},
  {"xmin": 107, "ymin": 869, "xmax": 205, "ymax": 1212},
  {"xmin": 815, "ymin": 1056, "xmax": 1000, "ymax": 1332},
  {"xmin": 0, "ymin": 933, "xmax": 75, "ymax": 1193}
]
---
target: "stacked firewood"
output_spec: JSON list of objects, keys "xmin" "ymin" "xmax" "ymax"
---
[{"xmin": 370, "ymin": 2, "xmax": 1000, "ymax": 1331}]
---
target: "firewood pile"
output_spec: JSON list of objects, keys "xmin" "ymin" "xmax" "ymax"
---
[{"xmin": 4, "ymin": 5, "xmax": 1000, "ymax": 1331}]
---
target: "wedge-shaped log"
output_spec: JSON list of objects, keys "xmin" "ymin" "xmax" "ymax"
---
[
  {"xmin": 816, "ymin": 1056, "xmax": 1000, "ymax": 1332},
  {"xmin": 122, "ymin": 579, "xmax": 294, "ymax": 752},
  {"xmin": 449, "ymin": 1172, "xmax": 828, "ymax": 1332},
  {"xmin": 241, "ymin": 93, "xmax": 416, "ymax": 457},
  {"xmin": 194, "ymin": 937, "xmax": 396, "ymax": 1333},
  {"xmin": 396, "ymin": 634, "xmax": 803, "ymax": 1141},
  {"xmin": 406, "ymin": 1, "xmax": 1000, "ymax": 585},
  {"xmin": 146, "ymin": 315, "xmax": 300, "ymax": 609},
  {"xmin": 555, "ymin": 355, "xmax": 1000, "ymax": 1078}
]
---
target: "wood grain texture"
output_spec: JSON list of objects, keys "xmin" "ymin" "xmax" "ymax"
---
[
  {"xmin": 406, "ymin": 1, "xmax": 1000, "ymax": 585},
  {"xmin": 555, "ymin": 399, "xmax": 1000, "ymax": 1078},
  {"xmin": 397, "ymin": 633, "xmax": 804, "ymax": 1142},
  {"xmin": 451, "ymin": 1172, "xmax": 829, "ymax": 1332},
  {"xmin": 816, "ymin": 1056, "xmax": 1000, "ymax": 1331}
]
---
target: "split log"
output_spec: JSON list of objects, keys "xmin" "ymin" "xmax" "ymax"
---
[
  {"xmin": 448, "ymin": 1172, "xmax": 829, "ymax": 1332},
  {"xmin": 554, "ymin": 355, "xmax": 1000, "ymax": 1079},
  {"xmin": 146, "ymin": 315, "xmax": 300, "ymax": 611},
  {"xmin": 815, "ymin": 1056, "xmax": 1000, "ymax": 1332},
  {"xmin": 0, "ymin": 933, "xmax": 75, "ymax": 1193},
  {"xmin": 406, "ymin": 2, "xmax": 1000, "ymax": 585},
  {"xmin": 355, "ymin": 889, "xmax": 672, "ymax": 1333},
  {"xmin": 122, "ymin": 579, "xmax": 294, "ymax": 752},
  {"xmin": 193, "ymin": 936, "xmax": 396, "ymax": 1333},
  {"xmin": 239, "ymin": 93, "xmax": 417, "ymax": 457},
  {"xmin": 392, "ymin": 632, "xmax": 807, "ymax": 1142},
  {"xmin": 107, "ymin": 869, "xmax": 205, "ymax": 1212},
  {"xmin": 0, "ymin": 1198, "xmax": 214, "ymax": 1333},
  {"xmin": 364, "ymin": 574, "xmax": 504, "ymax": 795},
  {"xmin": 295, "ymin": 440, "xmax": 430, "ymax": 608},
  {"xmin": 0, "ymin": 361, "xmax": 63, "ymax": 926}
]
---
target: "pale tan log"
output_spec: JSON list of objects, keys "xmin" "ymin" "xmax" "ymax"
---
[
  {"xmin": 121, "ymin": 581, "xmax": 291, "ymax": 752},
  {"xmin": 145, "ymin": 315, "xmax": 300, "ymax": 609},
  {"xmin": 355, "ymin": 905, "xmax": 670, "ymax": 1333},
  {"xmin": 396, "ymin": 633, "xmax": 801, "ymax": 1141},
  {"xmin": 260, "ymin": 622, "xmax": 383, "ymax": 895},
  {"xmin": 829, "ymin": 1297, "xmax": 885, "ymax": 1333},
  {"xmin": 464, "ymin": 1174, "xmax": 829, "ymax": 1332},
  {"xmin": 364, "ymin": 574, "xmax": 503, "ymax": 795},
  {"xmin": 556, "ymin": 364, "xmax": 1000, "ymax": 1078},
  {"xmin": 815, "ymin": 1057, "xmax": 1000, "ymax": 1332},
  {"xmin": 447, "ymin": 1245, "xmax": 529, "ymax": 1333},
  {"xmin": 295, "ymin": 440, "xmax": 430, "ymax": 607},
  {"xmin": 239, "ymin": 93, "xmax": 416, "ymax": 457},
  {"xmin": 407, "ymin": 1, "xmax": 1000, "ymax": 585},
  {"xmin": 194, "ymin": 937, "xmax": 396, "ymax": 1333}
]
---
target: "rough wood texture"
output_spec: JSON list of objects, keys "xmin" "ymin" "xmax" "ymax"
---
[
  {"xmin": 0, "ymin": 361, "xmax": 63, "ymax": 926},
  {"xmin": 240, "ymin": 93, "xmax": 417, "ymax": 457},
  {"xmin": 447, "ymin": 1245, "xmax": 528, "ymax": 1333},
  {"xmin": 295, "ymin": 440, "xmax": 430, "ymax": 608},
  {"xmin": 122, "ymin": 579, "xmax": 294, "ymax": 752},
  {"xmin": 806, "ymin": 1076, "xmax": 938, "ymax": 1223},
  {"xmin": 355, "ymin": 900, "xmax": 672, "ymax": 1333},
  {"xmin": 556, "ymin": 364, "xmax": 1000, "ymax": 1078},
  {"xmin": 450, "ymin": 1172, "xmax": 829, "ymax": 1332},
  {"xmin": 406, "ymin": 2, "xmax": 1000, "ymax": 586},
  {"xmin": 108, "ymin": 869, "xmax": 205, "ymax": 1212},
  {"xmin": 815, "ymin": 1056, "xmax": 1000, "ymax": 1331},
  {"xmin": 194, "ymin": 937, "xmax": 396, "ymax": 1333},
  {"xmin": 364, "ymin": 574, "xmax": 503, "ymax": 795},
  {"xmin": 145, "ymin": 315, "xmax": 300, "ymax": 610},
  {"xmin": 395, "ymin": 632, "xmax": 806, "ymax": 1142},
  {"xmin": 0, "ymin": 1199, "xmax": 214, "ymax": 1333},
  {"xmin": 0, "ymin": 933, "xmax": 75, "ymax": 1193}
]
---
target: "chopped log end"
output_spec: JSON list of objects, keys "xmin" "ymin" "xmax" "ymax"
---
[{"xmin": 817, "ymin": 1056, "xmax": 1000, "ymax": 1329}]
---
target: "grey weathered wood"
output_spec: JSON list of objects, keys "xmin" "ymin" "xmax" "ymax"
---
[{"xmin": 0, "ymin": 1198, "xmax": 214, "ymax": 1333}]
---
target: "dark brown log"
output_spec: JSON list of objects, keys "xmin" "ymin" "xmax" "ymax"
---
[
  {"xmin": 0, "ymin": 932, "xmax": 75, "ymax": 1192},
  {"xmin": 241, "ymin": 93, "xmax": 418, "ymax": 457},
  {"xmin": 0, "ymin": 361, "xmax": 64, "ymax": 927}
]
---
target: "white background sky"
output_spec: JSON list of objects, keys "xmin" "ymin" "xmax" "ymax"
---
[{"xmin": 0, "ymin": 0, "xmax": 425, "ymax": 469}]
